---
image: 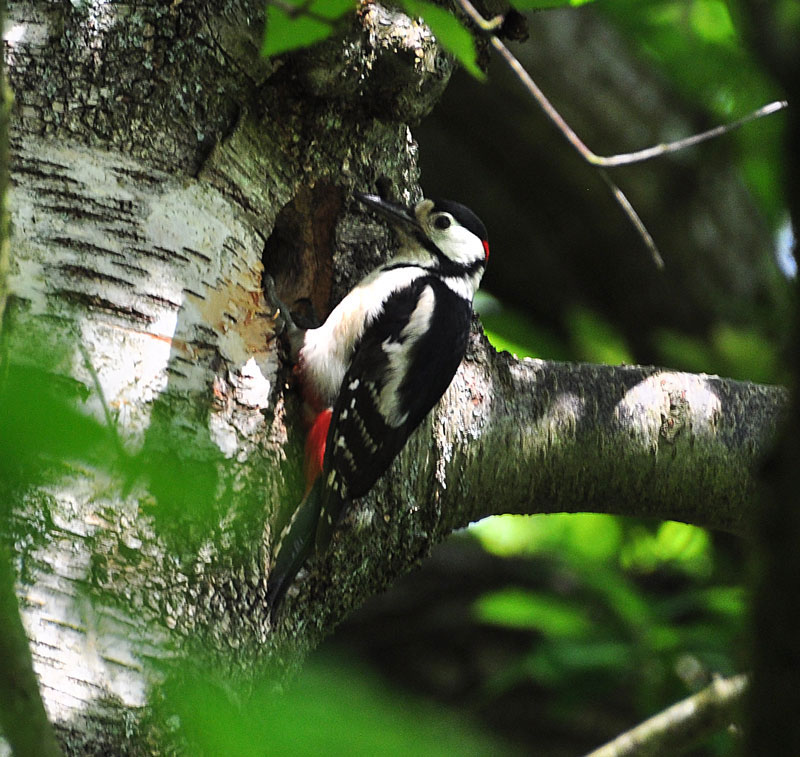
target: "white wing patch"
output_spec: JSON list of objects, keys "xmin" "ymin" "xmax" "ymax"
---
[
  {"xmin": 378, "ymin": 284, "xmax": 436, "ymax": 427},
  {"xmin": 299, "ymin": 266, "xmax": 426, "ymax": 406}
]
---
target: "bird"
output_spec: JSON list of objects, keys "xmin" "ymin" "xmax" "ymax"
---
[{"xmin": 264, "ymin": 190, "xmax": 489, "ymax": 616}]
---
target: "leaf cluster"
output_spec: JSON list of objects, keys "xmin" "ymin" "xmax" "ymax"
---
[{"xmin": 262, "ymin": 0, "xmax": 593, "ymax": 80}]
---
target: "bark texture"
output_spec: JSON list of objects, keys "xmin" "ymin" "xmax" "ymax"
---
[
  {"xmin": 0, "ymin": 0, "xmax": 788, "ymax": 752},
  {"xmin": 3, "ymin": 0, "xmax": 452, "ymax": 749}
]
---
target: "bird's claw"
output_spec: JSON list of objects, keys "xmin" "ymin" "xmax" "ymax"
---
[
  {"xmin": 263, "ymin": 272, "xmax": 304, "ymax": 363},
  {"xmin": 264, "ymin": 273, "xmax": 288, "ymax": 335}
]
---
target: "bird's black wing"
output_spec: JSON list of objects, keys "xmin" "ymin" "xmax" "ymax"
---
[
  {"xmin": 315, "ymin": 276, "xmax": 473, "ymax": 553},
  {"xmin": 265, "ymin": 479, "xmax": 322, "ymax": 618}
]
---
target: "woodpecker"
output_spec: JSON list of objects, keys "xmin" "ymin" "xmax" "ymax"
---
[{"xmin": 265, "ymin": 191, "xmax": 489, "ymax": 615}]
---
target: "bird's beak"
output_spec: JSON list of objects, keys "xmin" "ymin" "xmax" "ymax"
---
[{"xmin": 354, "ymin": 192, "xmax": 422, "ymax": 232}]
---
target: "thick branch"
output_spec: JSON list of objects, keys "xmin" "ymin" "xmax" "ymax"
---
[
  {"xmin": 397, "ymin": 331, "xmax": 786, "ymax": 540},
  {"xmin": 296, "ymin": 330, "xmax": 786, "ymax": 631}
]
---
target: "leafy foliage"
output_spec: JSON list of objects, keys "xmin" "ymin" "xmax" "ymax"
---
[
  {"xmin": 160, "ymin": 659, "xmax": 511, "ymax": 755},
  {"xmin": 262, "ymin": 0, "xmax": 355, "ymax": 58},
  {"xmin": 468, "ymin": 515, "xmax": 745, "ymax": 752},
  {"xmin": 403, "ymin": 0, "xmax": 484, "ymax": 80},
  {"xmin": 262, "ymin": 0, "xmax": 484, "ymax": 79}
]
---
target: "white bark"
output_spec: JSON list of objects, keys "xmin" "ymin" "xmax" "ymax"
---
[{"xmin": 7, "ymin": 135, "xmax": 276, "ymax": 729}]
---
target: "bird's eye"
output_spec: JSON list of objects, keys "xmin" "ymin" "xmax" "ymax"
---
[{"xmin": 433, "ymin": 214, "xmax": 452, "ymax": 230}]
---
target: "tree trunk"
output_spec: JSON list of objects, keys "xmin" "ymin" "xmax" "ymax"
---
[
  {"xmin": 0, "ymin": 0, "xmax": 788, "ymax": 752},
  {"xmin": 2, "ymin": 0, "xmax": 454, "ymax": 749}
]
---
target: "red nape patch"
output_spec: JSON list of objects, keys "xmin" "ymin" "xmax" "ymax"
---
[
  {"xmin": 482, "ymin": 239, "xmax": 490, "ymax": 261},
  {"xmin": 304, "ymin": 408, "xmax": 332, "ymax": 493}
]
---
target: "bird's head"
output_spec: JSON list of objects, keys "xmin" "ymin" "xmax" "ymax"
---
[{"xmin": 356, "ymin": 193, "xmax": 489, "ymax": 277}]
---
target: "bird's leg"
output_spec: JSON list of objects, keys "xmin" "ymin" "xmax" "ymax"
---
[{"xmin": 264, "ymin": 273, "xmax": 305, "ymax": 364}]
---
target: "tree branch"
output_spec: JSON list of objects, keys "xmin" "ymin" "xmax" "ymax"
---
[
  {"xmin": 584, "ymin": 674, "xmax": 748, "ymax": 757},
  {"xmin": 291, "ymin": 332, "xmax": 786, "ymax": 628},
  {"xmin": 408, "ymin": 332, "xmax": 787, "ymax": 540}
]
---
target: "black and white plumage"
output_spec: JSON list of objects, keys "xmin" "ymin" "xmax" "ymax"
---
[{"xmin": 265, "ymin": 192, "xmax": 489, "ymax": 615}]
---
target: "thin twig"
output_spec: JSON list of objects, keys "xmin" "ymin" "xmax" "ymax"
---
[
  {"xmin": 584, "ymin": 674, "xmax": 749, "ymax": 757},
  {"xmin": 599, "ymin": 168, "xmax": 663, "ymax": 269},
  {"xmin": 589, "ymin": 100, "xmax": 788, "ymax": 167},
  {"xmin": 454, "ymin": 0, "xmax": 787, "ymax": 267}
]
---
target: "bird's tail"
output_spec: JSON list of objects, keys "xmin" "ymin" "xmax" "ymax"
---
[{"xmin": 266, "ymin": 478, "xmax": 322, "ymax": 619}]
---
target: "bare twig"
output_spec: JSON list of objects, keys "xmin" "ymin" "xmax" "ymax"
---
[
  {"xmin": 585, "ymin": 100, "xmax": 787, "ymax": 168},
  {"xmin": 599, "ymin": 167, "xmax": 663, "ymax": 270},
  {"xmin": 454, "ymin": 0, "xmax": 787, "ymax": 267},
  {"xmin": 584, "ymin": 674, "xmax": 748, "ymax": 757}
]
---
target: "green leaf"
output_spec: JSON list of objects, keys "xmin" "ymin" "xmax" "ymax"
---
[
  {"xmin": 161, "ymin": 658, "xmax": 505, "ymax": 756},
  {"xmin": 475, "ymin": 588, "xmax": 592, "ymax": 637},
  {"xmin": 319, "ymin": 0, "xmax": 358, "ymax": 18},
  {"xmin": 566, "ymin": 306, "xmax": 634, "ymax": 365},
  {"xmin": 262, "ymin": 0, "xmax": 355, "ymax": 59},
  {"xmin": 688, "ymin": 0, "xmax": 736, "ymax": 45},
  {"xmin": 262, "ymin": 5, "xmax": 332, "ymax": 58},
  {"xmin": 402, "ymin": 0, "xmax": 485, "ymax": 81},
  {"xmin": 474, "ymin": 291, "xmax": 570, "ymax": 360}
]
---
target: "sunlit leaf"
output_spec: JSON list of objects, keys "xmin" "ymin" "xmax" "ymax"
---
[
  {"xmin": 656, "ymin": 324, "xmax": 783, "ymax": 384},
  {"xmin": 689, "ymin": 0, "xmax": 736, "ymax": 45},
  {"xmin": 476, "ymin": 588, "xmax": 592, "ymax": 637},
  {"xmin": 654, "ymin": 329, "xmax": 717, "ymax": 375},
  {"xmin": 620, "ymin": 522, "xmax": 712, "ymax": 576},
  {"xmin": 403, "ymin": 0, "xmax": 485, "ymax": 80},
  {"xmin": 470, "ymin": 512, "xmax": 621, "ymax": 562},
  {"xmin": 701, "ymin": 586, "xmax": 747, "ymax": 618},
  {"xmin": 262, "ymin": 0, "xmax": 355, "ymax": 58},
  {"xmin": 263, "ymin": 7, "xmax": 331, "ymax": 58},
  {"xmin": 474, "ymin": 292, "xmax": 570, "ymax": 360},
  {"xmin": 711, "ymin": 324, "xmax": 780, "ymax": 383},
  {"xmin": 654, "ymin": 521, "xmax": 709, "ymax": 563}
]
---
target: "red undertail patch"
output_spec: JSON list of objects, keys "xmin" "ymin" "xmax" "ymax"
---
[{"xmin": 304, "ymin": 408, "xmax": 332, "ymax": 493}]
